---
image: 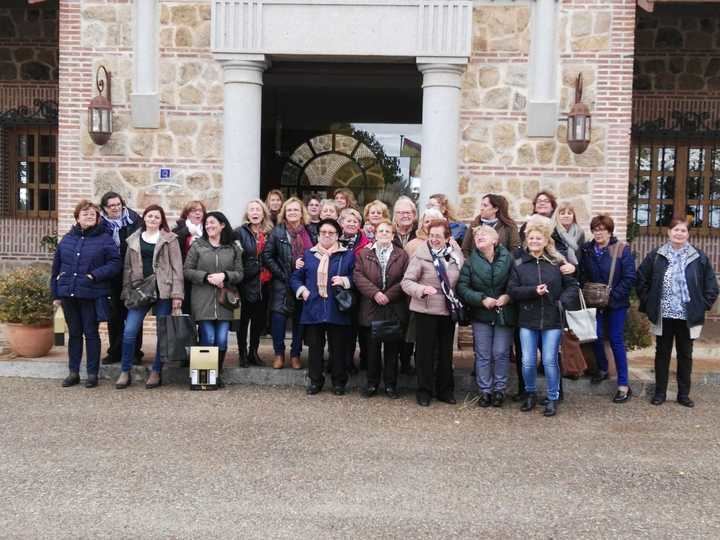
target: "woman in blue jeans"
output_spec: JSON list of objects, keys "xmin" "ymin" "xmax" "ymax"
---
[
  {"xmin": 579, "ymin": 214, "xmax": 636, "ymax": 403},
  {"xmin": 184, "ymin": 212, "xmax": 244, "ymax": 387},
  {"xmin": 116, "ymin": 205, "xmax": 184, "ymax": 389},
  {"xmin": 508, "ymin": 216, "xmax": 579, "ymax": 417}
]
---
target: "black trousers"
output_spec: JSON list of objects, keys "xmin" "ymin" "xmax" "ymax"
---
[
  {"xmin": 236, "ymin": 284, "xmax": 269, "ymax": 353},
  {"xmin": 366, "ymin": 333, "xmax": 401, "ymax": 388},
  {"xmin": 414, "ymin": 313, "xmax": 455, "ymax": 399},
  {"xmin": 655, "ymin": 318, "xmax": 694, "ymax": 399},
  {"xmin": 106, "ymin": 281, "xmax": 142, "ymax": 362},
  {"xmin": 345, "ymin": 308, "xmax": 369, "ymax": 370},
  {"xmin": 306, "ymin": 324, "xmax": 350, "ymax": 388}
]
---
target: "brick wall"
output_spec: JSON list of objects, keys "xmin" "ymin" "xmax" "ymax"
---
[{"xmin": 458, "ymin": 0, "xmax": 637, "ymax": 238}]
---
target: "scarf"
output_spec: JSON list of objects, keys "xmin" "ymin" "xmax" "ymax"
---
[
  {"xmin": 256, "ymin": 230, "xmax": 272, "ymax": 284},
  {"xmin": 314, "ymin": 243, "xmax": 342, "ymax": 298},
  {"xmin": 428, "ymin": 242, "xmax": 464, "ymax": 314},
  {"xmin": 481, "ymin": 217, "xmax": 498, "ymax": 227},
  {"xmin": 287, "ymin": 223, "xmax": 312, "ymax": 262},
  {"xmin": 102, "ymin": 208, "xmax": 134, "ymax": 247},
  {"xmin": 663, "ymin": 243, "xmax": 691, "ymax": 304},
  {"xmin": 373, "ymin": 242, "xmax": 393, "ymax": 289},
  {"xmin": 185, "ymin": 219, "xmax": 203, "ymax": 240},
  {"xmin": 340, "ymin": 232, "xmax": 360, "ymax": 252},
  {"xmin": 555, "ymin": 223, "xmax": 583, "ymax": 253}
]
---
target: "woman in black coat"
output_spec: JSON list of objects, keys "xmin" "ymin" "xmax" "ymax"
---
[
  {"xmin": 234, "ymin": 199, "xmax": 274, "ymax": 367},
  {"xmin": 51, "ymin": 200, "xmax": 121, "ymax": 388},
  {"xmin": 636, "ymin": 217, "xmax": 718, "ymax": 407},
  {"xmin": 261, "ymin": 197, "xmax": 315, "ymax": 370}
]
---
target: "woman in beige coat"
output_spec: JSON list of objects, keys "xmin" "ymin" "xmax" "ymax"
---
[
  {"xmin": 116, "ymin": 205, "xmax": 184, "ymax": 389},
  {"xmin": 401, "ymin": 220, "xmax": 464, "ymax": 407}
]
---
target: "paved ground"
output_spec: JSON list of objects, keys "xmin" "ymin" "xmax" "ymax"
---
[{"xmin": 1, "ymin": 378, "xmax": 719, "ymax": 539}]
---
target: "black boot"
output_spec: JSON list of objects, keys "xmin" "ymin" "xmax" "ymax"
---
[
  {"xmin": 247, "ymin": 347, "xmax": 263, "ymax": 366},
  {"xmin": 543, "ymin": 399, "xmax": 558, "ymax": 417},
  {"xmin": 217, "ymin": 350, "xmax": 226, "ymax": 388},
  {"xmin": 520, "ymin": 392, "xmax": 537, "ymax": 412},
  {"xmin": 238, "ymin": 348, "xmax": 248, "ymax": 368}
]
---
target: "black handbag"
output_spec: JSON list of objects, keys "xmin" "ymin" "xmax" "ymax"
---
[
  {"xmin": 370, "ymin": 304, "xmax": 404, "ymax": 342},
  {"xmin": 157, "ymin": 313, "xmax": 197, "ymax": 367},
  {"xmin": 333, "ymin": 285, "xmax": 355, "ymax": 312},
  {"xmin": 124, "ymin": 274, "xmax": 157, "ymax": 309}
]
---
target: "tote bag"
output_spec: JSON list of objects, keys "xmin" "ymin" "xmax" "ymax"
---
[{"xmin": 563, "ymin": 290, "xmax": 598, "ymax": 343}]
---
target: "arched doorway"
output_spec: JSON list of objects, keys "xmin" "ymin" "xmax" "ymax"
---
[{"xmin": 280, "ymin": 133, "xmax": 385, "ymax": 205}]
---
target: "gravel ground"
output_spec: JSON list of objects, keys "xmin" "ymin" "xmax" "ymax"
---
[{"xmin": 0, "ymin": 378, "xmax": 718, "ymax": 539}]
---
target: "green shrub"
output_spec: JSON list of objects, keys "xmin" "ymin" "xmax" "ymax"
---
[
  {"xmin": 624, "ymin": 300, "xmax": 652, "ymax": 350},
  {"xmin": 0, "ymin": 267, "xmax": 54, "ymax": 325}
]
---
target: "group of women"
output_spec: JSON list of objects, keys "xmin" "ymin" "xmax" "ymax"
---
[{"xmin": 51, "ymin": 188, "xmax": 718, "ymax": 414}]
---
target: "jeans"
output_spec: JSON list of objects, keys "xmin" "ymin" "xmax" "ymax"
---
[
  {"xmin": 121, "ymin": 299, "xmax": 172, "ymax": 373},
  {"xmin": 199, "ymin": 320, "xmax": 231, "ymax": 351},
  {"xmin": 271, "ymin": 308, "xmax": 302, "ymax": 357},
  {"xmin": 106, "ymin": 280, "xmax": 142, "ymax": 362},
  {"xmin": 594, "ymin": 307, "xmax": 629, "ymax": 386},
  {"xmin": 519, "ymin": 327, "xmax": 562, "ymax": 401},
  {"xmin": 655, "ymin": 318, "xmax": 694, "ymax": 399},
  {"xmin": 472, "ymin": 322, "xmax": 513, "ymax": 393},
  {"xmin": 61, "ymin": 298, "xmax": 101, "ymax": 375}
]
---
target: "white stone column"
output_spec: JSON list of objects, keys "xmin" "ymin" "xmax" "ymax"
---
[
  {"xmin": 417, "ymin": 61, "xmax": 465, "ymax": 211},
  {"xmin": 131, "ymin": 0, "xmax": 159, "ymax": 128},
  {"xmin": 219, "ymin": 58, "xmax": 266, "ymax": 221},
  {"xmin": 527, "ymin": 0, "xmax": 559, "ymax": 136}
]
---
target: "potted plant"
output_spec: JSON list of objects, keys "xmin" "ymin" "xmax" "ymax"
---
[{"xmin": 0, "ymin": 267, "xmax": 55, "ymax": 357}]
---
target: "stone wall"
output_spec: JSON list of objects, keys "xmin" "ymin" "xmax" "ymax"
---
[
  {"xmin": 0, "ymin": 5, "xmax": 58, "ymax": 83},
  {"xmin": 458, "ymin": 1, "xmax": 636, "ymax": 237},
  {"xmin": 634, "ymin": 6, "xmax": 720, "ymax": 95},
  {"xmin": 58, "ymin": 0, "xmax": 222, "ymax": 233}
]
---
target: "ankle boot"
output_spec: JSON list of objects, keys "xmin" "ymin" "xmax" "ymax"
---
[
  {"xmin": 272, "ymin": 353, "xmax": 285, "ymax": 369},
  {"xmin": 543, "ymin": 399, "xmax": 558, "ymax": 417},
  {"xmin": 217, "ymin": 350, "xmax": 226, "ymax": 388},
  {"xmin": 238, "ymin": 348, "xmax": 248, "ymax": 368},
  {"xmin": 145, "ymin": 370, "xmax": 162, "ymax": 389},
  {"xmin": 247, "ymin": 348, "xmax": 263, "ymax": 366},
  {"xmin": 62, "ymin": 372, "xmax": 80, "ymax": 388},
  {"xmin": 290, "ymin": 355, "xmax": 302, "ymax": 370},
  {"xmin": 520, "ymin": 392, "xmax": 537, "ymax": 412},
  {"xmin": 115, "ymin": 371, "xmax": 131, "ymax": 389}
]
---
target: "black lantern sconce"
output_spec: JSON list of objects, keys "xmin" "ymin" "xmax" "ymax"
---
[
  {"xmin": 88, "ymin": 66, "xmax": 113, "ymax": 145},
  {"xmin": 566, "ymin": 73, "xmax": 591, "ymax": 154}
]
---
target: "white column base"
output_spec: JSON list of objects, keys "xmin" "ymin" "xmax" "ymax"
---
[
  {"xmin": 130, "ymin": 93, "xmax": 160, "ymax": 129},
  {"xmin": 527, "ymin": 101, "xmax": 558, "ymax": 137}
]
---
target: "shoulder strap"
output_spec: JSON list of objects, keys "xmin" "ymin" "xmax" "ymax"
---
[{"xmin": 607, "ymin": 242, "xmax": 624, "ymax": 287}]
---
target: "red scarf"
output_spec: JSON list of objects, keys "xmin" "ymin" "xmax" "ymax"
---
[
  {"xmin": 287, "ymin": 223, "xmax": 313, "ymax": 262},
  {"xmin": 257, "ymin": 231, "xmax": 272, "ymax": 284}
]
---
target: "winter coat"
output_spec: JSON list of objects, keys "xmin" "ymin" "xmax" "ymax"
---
[
  {"xmin": 507, "ymin": 250, "xmax": 580, "ymax": 330},
  {"xmin": 450, "ymin": 221, "xmax": 468, "ymax": 243},
  {"xmin": 392, "ymin": 226, "xmax": 417, "ymax": 249},
  {"xmin": 102, "ymin": 207, "xmax": 141, "ymax": 263},
  {"xmin": 262, "ymin": 223, "xmax": 309, "ymax": 315},
  {"xmin": 401, "ymin": 241, "xmax": 464, "ymax": 317},
  {"xmin": 462, "ymin": 217, "xmax": 521, "ymax": 257},
  {"xmin": 234, "ymin": 224, "xmax": 268, "ymax": 303},
  {"xmin": 121, "ymin": 230, "xmax": 185, "ymax": 302},
  {"xmin": 184, "ymin": 238, "xmax": 244, "ymax": 321},
  {"xmin": 636, "ymin": 244, "xmax": 718, "ymax": 329},
  {"xmin": 457, "ymin": 245, "xmax": 517, "ymax": 326},
  {"xmin": 51, "ymin": 223, "xmax": 121, "ymax": 299},
  {"xmin": 579, "ymin": 237, "xmax": 636, "ymax": 310},
  {"xmin": 353, "ymin": 245, "xmax": 410, "ymax": 328},
  {"xmin": 289, "ymin": 247, "xmax": 356, "ymax": 326},
  {"xmin": 341, "ymin": 231, "xmax": 371, "ymax": 255}
]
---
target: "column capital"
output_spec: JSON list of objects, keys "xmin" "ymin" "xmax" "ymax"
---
[
  {"xmin": 416, "ymin": 62, "xmax": 466, "ymax": 89},
  {"xmin": 216, "ymin": 54, "xmax": 268, "ymax": 85}
]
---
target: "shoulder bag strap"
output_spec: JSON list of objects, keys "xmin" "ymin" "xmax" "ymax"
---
[{"xmin": 607, "ymin": 242, "xmax": 623, "ymax": 288}]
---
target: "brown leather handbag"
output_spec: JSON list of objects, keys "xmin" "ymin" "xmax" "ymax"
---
[
  {"xmin": 582, "ymin": 242, "xmax": 624, "ymax": 308},
  {"xmin": 217, "ymin": 285, "xmax": 240, "ymax": 310}
]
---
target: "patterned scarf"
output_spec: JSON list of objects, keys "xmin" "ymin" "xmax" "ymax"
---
[
  {"xmin": 373, "ymin": 242, "xmax": 393, "ymax": 289},
  {"xmin": 314, "ymin": 243, "xmax": 342, "ymax": 298},
  {"xmin": 340, "ymin": 232, "xmax": 360, "ymax": 252},
  {"xmin": 101, "ymin": 208, "xmax": 134, "ymax": 247},
  {"xmin": 663, "ymin": 243, "xmax": 691, "ymax": 304},
  {"xmin": 256, "ymin": 230, "xmax": 272, "ymax": 284},
  {"xmin": 287, "ymin": 223, "xmax": 312, "ymax": 262},
  {"xmin": 428, "ymin": 242, "xmax": 464, "ymax": 314}
]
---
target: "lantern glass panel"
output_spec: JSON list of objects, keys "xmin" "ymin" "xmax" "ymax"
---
[
  {"xmin": 585, "ymin": 116, "xmax": 591, "ymax": 142},
  {"xmin": 92, "ymin": 109, "xmax": 102, "ymax": 132}
]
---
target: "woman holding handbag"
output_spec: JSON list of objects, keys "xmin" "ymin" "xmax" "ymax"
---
[
  {"xmin": 401, "ymin": 220, "xmax": 464, "ymax": 407},
  {"xmin": 290, "ymin": 218, "xmax": 356, "ymax": 396},
  {"xmin": 507, "ymin": 215, "xmax": 579, "ymax": 417},
  {"xmin": 457, "ymin": 225, "xmax": 516, "ymax": 408},
  {"xmin": 116, "ymin": 205, "xmax": 184, "ymax": 389},
  {"xmin": 636, "ymin": 217, "xmax": 718, "ymax": 407},
  {"xmin": 579, "ymin": 215, "xmax": 636, "ymax": 402},
  {"xmin": 184, "ymin": 211, "xmax": 244, "ymax": 388},
  {"xmin": 353, "ymin": 220, "xmax": 409, "ymax": 399}
]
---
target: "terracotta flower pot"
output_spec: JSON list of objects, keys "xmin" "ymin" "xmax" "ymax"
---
[{"xmin": 5, "ymin": 322, "xmax": 54, "ymax": 358}]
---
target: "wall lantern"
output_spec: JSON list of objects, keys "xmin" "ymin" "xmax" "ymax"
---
[
  {"xmin": 566, "ymin": 73, "xmax": 591, "ymax": 155},
  {"xmin": 88, "ymin": 66, "xmax": 113, "ymax": 145}
]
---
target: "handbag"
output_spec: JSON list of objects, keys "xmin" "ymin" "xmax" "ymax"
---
[
  {"xmin": 124, "ymin": 274, "xmax": 158, "ymax": 309},
  {"xmin": 582, "ymin": 242, "xmax": 624, "ymax": 308},
  {"xmin": 561, "ymin": 329, "xmax": 587, "ymax": 378},
  {"xmin": 450, "ymin": 302, "xmax": 472, "ymax": 326},
  {"xmin": 157, "ymin": 311, "xmax": 197, "ymax": 367},
  {"xmin": 333, "ymin": 285, "xmax": 355, "ymax": 312},
  {"xmin": 217, "ymin": 285, "xmax": 240, "ymax": 310},
  {"xmin": 563, "ymin": 291, "xmax": 598, "ymax": 343},
  {"xmin": 370, "ymin": 306, "xmax": 404, "ymax": 342}
]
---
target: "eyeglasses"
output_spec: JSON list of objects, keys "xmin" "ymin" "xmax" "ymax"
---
[
  {"xmin": 106, "ymin": 203, "xmax": 123, "ymax": 208},
  {"xmin": 535, "ymin": 198, "xmax": 551, "ymax": 204},
  {"xmin": 319, "ymin": 230, "xmax": 338, "ymax": 236}
]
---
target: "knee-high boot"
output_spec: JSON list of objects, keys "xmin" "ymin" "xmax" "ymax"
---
[{"xmin": 217, "ymin": 350, "xmax": 226, "ymax": 388}]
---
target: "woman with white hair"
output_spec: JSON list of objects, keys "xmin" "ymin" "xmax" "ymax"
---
[{"xmin": 508, "ymin": 215, "xmax": 580, "ymax": 417}]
